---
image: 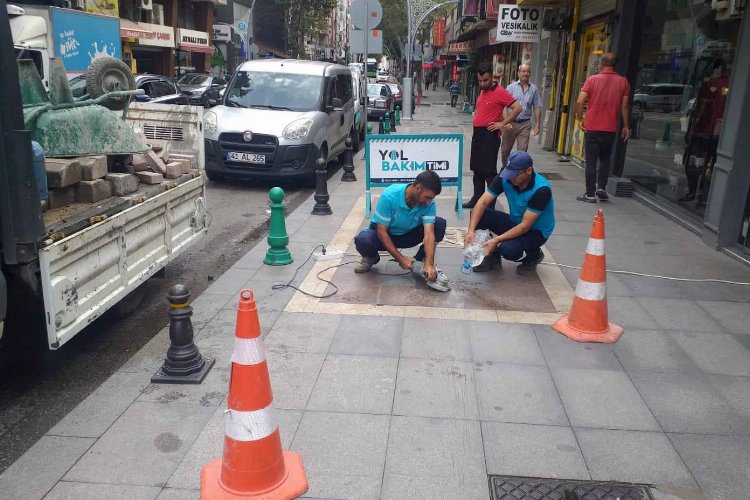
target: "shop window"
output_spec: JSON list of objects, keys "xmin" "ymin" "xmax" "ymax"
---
[{"xmin": 623, "ymin": 1, "xmax": 738, "ymax": 220}]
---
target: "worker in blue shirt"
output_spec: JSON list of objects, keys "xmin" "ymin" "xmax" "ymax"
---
[
  {"xmin": 450, "ymin": 80, "xmax": 460, "ymax": 107},
  {"xmin": 354, "ymin": 171, "xmax": 447, "ymax": 286},
  {"xmin": 464, "ymin": 151, "xmax": 555, "ymax": 275}
]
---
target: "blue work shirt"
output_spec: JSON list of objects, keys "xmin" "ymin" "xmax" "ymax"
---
[
  {"xmin": 506, "ymin": 80, "xmax": 542, "ymax": 122},
  {"xmin": 371, "ymin": 183, "xmax": 436, "ymax": 235},
  {"xmin": 487, "ymin": 171, "xmax": 555, "ymax": 239}
]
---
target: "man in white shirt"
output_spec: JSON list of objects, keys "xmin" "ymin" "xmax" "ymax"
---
[{"xmin": 500, "ymin": 64, "xmax": 542, "ymax": 169}]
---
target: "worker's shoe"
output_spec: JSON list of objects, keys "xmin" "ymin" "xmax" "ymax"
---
[
  {"xmin": 516, "ymin": 251, "xmax": 544, "ymax": 275},
  {"xmin": 576, "ymin": 193, "xmax": 597, "ymax": 203},
  {"xmin": 354, "ymin": 255, "xmax": 380, "ymax": 273},
  {"xmin": 461, "ymin": 200, "xmax": 477, "ymax": 209},
  {"xmin": 473, "ymin": 253, "xmax": 502, "ymax": 272},
  {"xmin": 596, "ymin": 189, "xmax": 610, "ymax": 201}
]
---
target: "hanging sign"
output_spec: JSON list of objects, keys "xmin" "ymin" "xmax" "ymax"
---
[{"xmin": 496, "ymin": 6, "xmax": 542, "ymax": 43}]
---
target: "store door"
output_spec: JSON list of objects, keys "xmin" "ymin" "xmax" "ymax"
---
[{"xmin": 566, "ymin": 22, "xmax": 610, "ymax": 163}]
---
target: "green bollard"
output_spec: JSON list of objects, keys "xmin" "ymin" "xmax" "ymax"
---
[
  {"xmin": 395, "ymin": 106, "xmax": 401, "ymax": 125},
  {"xmin": 264, "ymin": 187, "xmax": 293, "ymax": 266},
  {"xmin": 367, "ymin": 124, "xmax": 373, "ymax": 135},
  {"xmin": 661, "ymin": 122, "xmax": 672, "ymax": 143},
  {"xmin": 384, "ymin": 112, "xmax": 391, "ymax": 134}
]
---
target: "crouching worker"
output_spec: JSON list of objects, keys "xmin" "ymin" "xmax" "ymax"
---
[
  {"xmin": 354, "ymin": 171, "xmax": 449, "ymax": 291},
  {"xmin": 464, "ymin": 151, "xmax": 555, "ymax": 275}
]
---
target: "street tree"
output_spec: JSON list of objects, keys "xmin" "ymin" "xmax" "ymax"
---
[{"xmin": 276, "ymin": 0, "xmax": 337, "ymax": 58}]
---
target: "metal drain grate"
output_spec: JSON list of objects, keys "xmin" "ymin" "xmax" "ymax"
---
[{"xmin": 489, "ymin": 475, "xmax": 654, "ymax": 500}]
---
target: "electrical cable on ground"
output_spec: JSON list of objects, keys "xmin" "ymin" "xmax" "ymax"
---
[{"xmin": 539, "ymin": 262, "xmax": 750, "ymax": 286}]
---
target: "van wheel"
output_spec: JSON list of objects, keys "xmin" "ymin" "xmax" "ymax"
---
[{"xmin": 85, "ymin": 56, "xmax": 135, "ymax": 111}]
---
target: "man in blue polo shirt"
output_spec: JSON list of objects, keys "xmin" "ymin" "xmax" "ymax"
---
[
  {"xmin": 354, "ymin": 171, "xmax": 447, "ymax": 286},
  {"xmin": 464, "ymin": 151, "xmax": 554, "ymax": 275}
]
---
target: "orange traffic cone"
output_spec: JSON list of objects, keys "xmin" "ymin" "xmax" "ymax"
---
[
  {"xmin": 552, "ymin": 209, "xmax": 623, "ymax": 343},
  {"xmin": 201, "ymin": 289, "xmax": 308, "ymax": 499}
]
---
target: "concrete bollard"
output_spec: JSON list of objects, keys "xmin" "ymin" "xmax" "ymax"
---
[
  {"xmin": 341, "ymin": 138, "xmax": 356, "ymax": 182},
  {"xmin": 152, "ymin": 284, "xmax": 215, "ymax": 384},
  {"xmin": 312, "ymin": 157, "xmax": 332, "ymax": 215},
  {"xmin": 264, "ymin": 187, "xmax": 293, "ymax": 265}
]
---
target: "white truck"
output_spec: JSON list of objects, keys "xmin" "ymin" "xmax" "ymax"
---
[{"xmin": 0, "ymin": 3, "xmax": 208, "ymax": 350}]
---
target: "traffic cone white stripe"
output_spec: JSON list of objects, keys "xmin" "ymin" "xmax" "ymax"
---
[
  {"xmin": 225, "ymin": 405, "xmax": 278, "ymax": 442},
  {"xmin": 231, "ymin": 337, "xmax": 266, "ymax": 365},
  {"xmin": 574, "ymin": 279, "xmax": 606, "ymax": 301},
  {"xmin": 585, "ymin": 238, "xmax": 606, "ymax": 256}
]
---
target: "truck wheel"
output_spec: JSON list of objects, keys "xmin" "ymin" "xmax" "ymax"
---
[
  {"xmin": 85, "ymin": 57, "xmax": 135, "ymax": 111},
  {"xmin": 110, "ymin": 285, "xmax": 146, "ymax": 319}
]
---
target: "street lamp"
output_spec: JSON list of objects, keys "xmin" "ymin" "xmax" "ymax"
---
[{"xmin": 403, "ymin": 0, "xmax": 458, "ymax": 120}]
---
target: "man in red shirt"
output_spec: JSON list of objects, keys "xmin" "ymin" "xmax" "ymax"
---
[
  {"xmin": 462, "ymin": 62, "xmax": 522, "ymax": 209},
  {"xmin": 575, "ymin": 52, "xmax": 631, "ymax": 202}
]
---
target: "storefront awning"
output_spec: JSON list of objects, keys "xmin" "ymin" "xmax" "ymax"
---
[
  {"xmin": 178, "ymin": 42, "xmax": 215, "ymax": 53},
  {"xmin": 120, "ymin": 19, "xmax": 150, "ymax": 39}
]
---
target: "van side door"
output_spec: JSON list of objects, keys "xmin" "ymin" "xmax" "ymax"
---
[
  {"xmin": 324, "ymin": 76, "xmax": 345, "ymax": 156},
  {"xmin": 336, "ymin": 73, "xmax": 355, "ymax": 141}
]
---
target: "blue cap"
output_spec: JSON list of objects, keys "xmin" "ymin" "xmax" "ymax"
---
[{"xmin": 500, "ymin": 151, "xmax": 534, "ymax": 179}]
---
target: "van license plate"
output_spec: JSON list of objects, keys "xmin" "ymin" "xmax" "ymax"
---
[{"xmin": 227, "ymin": 152, "xmax": 265, "ymax": 164}]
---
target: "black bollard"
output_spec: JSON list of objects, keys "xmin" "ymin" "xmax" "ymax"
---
[
  {"xmin": 312, "ymin": 157, "xmax": 332, "ymax": 215},
  {"xmin": 341, "ymin": 138, "xmax": 356, "ymax": 182},
  {"xmin": 389, "ymin": 110, "xmax": 397, "ymax": 132},
  {"xmin": 152, "ymin": 284, "xmax": 215, "ymax": 384},
  {"xmin": 378, "ymin": 117, "xmax": 385, "ymax": 134}
]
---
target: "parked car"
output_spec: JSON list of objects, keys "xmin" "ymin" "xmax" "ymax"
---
[
  {"xmin": 134, "ymin": 74, "xmax": 189, "ymax": 105},
  {"xmin": 203, "ymin": 59, "xmax": 356, "ymax": 184},
  {"xmin": 387, "ymin": 83, "xmax": 403, "ymax": 110},
  {"xmin": 178, "ymin": 73, "xmax": 226, "ymax": 107},
  {"xmin": 632, "ymin": 83, "xmax": 689, "ymax": 113},
  {"xmin": 350, "ymin": 67, "xmax": 367, "ymax": 150},
  {"xmin": 367, "ymin": 82, "xmax": 394, "ymax": 120}
]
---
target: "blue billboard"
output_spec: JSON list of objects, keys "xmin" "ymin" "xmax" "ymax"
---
[{"xmin": 50, "ymin": 8, "xmax": 122, "ymax": 74}]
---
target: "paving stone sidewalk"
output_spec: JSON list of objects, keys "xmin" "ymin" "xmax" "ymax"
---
[{"xmin": 1, "ymin": 89, "xmax": 750, "ymax": 500}]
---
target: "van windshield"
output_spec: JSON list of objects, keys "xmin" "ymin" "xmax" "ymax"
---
[{"xmin": 225, "ymin": 71, "xmax": 322, "ymax": 112}]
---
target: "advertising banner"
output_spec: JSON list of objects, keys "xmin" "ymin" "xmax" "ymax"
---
[
  {"xmin": 177, "ymin": 28, "xmax": 213, "ymax": 53},
  {"xmin": 447, "ymin": 41, "xmax": 473, "ymax": 55},
  {"xmin": 463, "ymin": 0, "xmax": 480, "ymax": 17},
  {"xmin": 50, "ymin": 8, "xmax": 121, "ymax": 74},
  {"xmin": 212, "ymin": 25, "xmax": 232, "ymax": 43},
  {"xmin": 433, "ymin": 18, "xmax": 446, "ymax": 47},
  {"xmin": 496, "ymin": 5, "xmax": 542, "ymax": 43},
  {"xmin": 365, "ymin": 134, "xmax": 464, "ymax": 218}
]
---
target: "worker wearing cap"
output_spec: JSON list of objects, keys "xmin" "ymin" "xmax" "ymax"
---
[{"xmin": 463, "ymin": 151, "xmax": 555, "ymax": 275}]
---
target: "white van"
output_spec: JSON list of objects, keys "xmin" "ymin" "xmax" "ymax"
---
[{"xmin": 203, "ymin": 59, "xmax": 355, "ymax": 184}]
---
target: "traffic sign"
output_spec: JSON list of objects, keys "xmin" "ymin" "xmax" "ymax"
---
[
  {"xmin": 351, "ymin": 0, "xmax": 382, "ymax": 30},
  {"xmin": 349, "ymin": 29, "xmax": 383, "ymax": 54}
]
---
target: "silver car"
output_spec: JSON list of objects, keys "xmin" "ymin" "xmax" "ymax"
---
[{"xmin": 203, "ymin": 59, "xmax": 355, "ymax": 183}]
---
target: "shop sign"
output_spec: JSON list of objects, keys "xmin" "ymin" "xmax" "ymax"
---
[
  {"xmin": 496, "ymin": 6, "xmax": 542, "ymax": 43},
  {"xmin": 433, "ymin": 18, "xmax": 446, "ymax": 47},
  {"xmin": 448, "ymin": 41, "xmax": 473, "ymax": 54},
  {"xmin": 121, "ymin": 22, "xmax": 174, "ymax": 48},
  {"xmin": 212, "ymin": 25, "xmax": 231, "ymax": 43},
  {"xmin": 177, "ymin": 28, "xmax": 214, "ymax": 53},
  {"xmin": 86, "ymin": 0, "xmax": 118, "ymax": 18}
]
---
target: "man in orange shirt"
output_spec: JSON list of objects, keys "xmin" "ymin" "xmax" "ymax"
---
[
  {"xmin": 575, "ymin": 52, "xmax": 631, "ymax": 202},
  {"xmin": 462, "ymin": 62, "xmax": 522, "ymax": 209}
]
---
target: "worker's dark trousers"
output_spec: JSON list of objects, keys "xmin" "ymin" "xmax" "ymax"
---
[
  {"xmin": 474, "ymin": 209, "xmax": 546, "ymax": 262},
  {"xmin": 354, "ymin": 217, "xmax": 447, "ymax": 261}
]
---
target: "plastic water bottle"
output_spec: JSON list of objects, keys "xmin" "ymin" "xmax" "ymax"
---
[
  {"xmin": 461, "ymin": 260, "xmax": 472, "ymax": 275},
  {"xmin": 463, "ymin": 229, "xmax": 492, "ymax": 267}
]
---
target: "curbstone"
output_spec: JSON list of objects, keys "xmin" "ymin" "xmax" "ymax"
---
[
  {"xmin": 135, "ymin": 171, "xmax": 164, "ymax": 184},
  {"xmin": 48, "ymin": 186, "xmax": 76, "ymax": 208},
  {"xmin": 46, "ymin": 158, "xmax": 81, "ymax": 188},
  {"xmin": 78, "ymin": 155, "xmax": 108, "ymax": 181},
  {"xmin": 76, "ymin": 179, "xmax": 112, "ymax": 203},
  {"xmin": 106, "ymin": 173, "xmax": 139, "ymax": 196}
]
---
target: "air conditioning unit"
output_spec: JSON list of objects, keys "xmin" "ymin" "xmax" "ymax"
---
[
  {"xmin": 140, "ymin": 0, "xmax": 153, "ymax": 11},
  {"xmin": 149, "ymin": 3, "xmax": 164, "ymax": 24}
]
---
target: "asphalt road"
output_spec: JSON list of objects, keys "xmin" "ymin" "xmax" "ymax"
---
[{"xmin": 0, "ymin": 175, "xmax": 318, "ymax": 473}]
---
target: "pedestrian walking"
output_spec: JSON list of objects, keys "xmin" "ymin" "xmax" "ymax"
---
[
  {"xmin": 575, "ymin": 52, "xmax": 631, "ymax": 203},
  {"xmin": 464, "ymin": 151, "xmax": 555, "ymax": 275},
  {"xmin": 500, "ymin": 64, "xmax": 542, "ymax": 169},
  {"xmin": 450, "ymin": 80, "xmax": 460, "ymax": 107},
  {"xmin": 462, "ymin": 62, "xmax": 522, "ymax": 209},
  {"xmin": 353, "ymin": 171, "xmax": 448, "ymax": 290}
]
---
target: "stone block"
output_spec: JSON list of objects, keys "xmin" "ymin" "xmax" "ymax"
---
[
  {"xmin": 147, "ymin": 139, "xmax": 166, "ymax": 152},
  {"xmin": 76, "ymin": 179, "xmax": 112, "ymax": 203},
  {"xmin": 132, "ymin": 150, "xmax": 166, "ymax": 175},
  {"xmin": 165, "ymin": 162, "xmax": 183, "ymax": 179},
  {"xmin": 48, "ymin": 186, "xmax": 76, "ymax": 209},
  {"xmin": 106, "ymin": 173, "xmax": 139, "ymax": 196},
  {"xmin": 169, "ymin": 153, "xmax": 198, "ymax": 170},
  {"xmin": 135, "ymin": 171, "xmax": 164, "ymax": 184},
  {"xmin": 77, "ymin": 155, "xmax": 108, "ymax": 181},
  {"xmin": 132, "ymin": 155, "xmax": 150, "ymax": 172},
  {"xmin": 46, "ymin": 158, "xmax": 81, "ymax": 188}
]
